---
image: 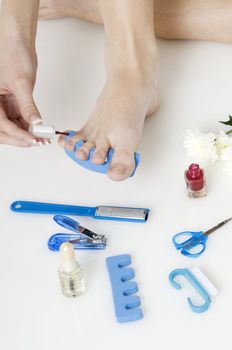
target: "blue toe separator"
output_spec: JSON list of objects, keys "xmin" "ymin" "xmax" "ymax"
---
[
  {"xmin": 106, "ymin": 254, "xmax": 143, "ymax": 323},
  {"xmin": 64, "ymin": 131, "xmax": 140, "ymax": 176}
]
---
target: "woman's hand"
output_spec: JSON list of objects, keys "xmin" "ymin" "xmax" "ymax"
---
[{"xmin": 0, "ymin": 32, "xmax": 43, "ymax": 147}]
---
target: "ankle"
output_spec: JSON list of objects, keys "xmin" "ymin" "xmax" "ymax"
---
[{"xmin": 105, "ymin": 39, "xmax": 158, "ymax": 78}]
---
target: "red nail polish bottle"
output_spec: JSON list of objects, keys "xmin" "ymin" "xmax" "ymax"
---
[{"xmin": 185, "ymin": 164, "xmax": 207, "ymax": 198}]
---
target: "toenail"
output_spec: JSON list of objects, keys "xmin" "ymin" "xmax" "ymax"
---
[
  {"xmin": 93, "ymin": 152, "xmax": 105, "ymax": 161},
  {"xmin": 77, "ymin": 149, "xmax": 87, "ymax": 158},
  {"xmin": 110, "ymin": 163, "xmax": 126, "ymax": 175},
  {"xmin": 67, "ymin": 140, "xmax": 73, "ymax": 146}
]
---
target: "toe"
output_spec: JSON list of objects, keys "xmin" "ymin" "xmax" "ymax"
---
[
  {"xmin": 63, "ymin": 133, "xmax": 85, "ymax": 152},
  {"xmin": 92, "ymin": 143, "xmax": 109, "ymax": 165},
  {"xmin": 107, "ymin": 149, "xmax": 135, "ymax": 181},
  {"xmin": 57, "ymin": 130, "xmax": 70, "ymax": 148},
  {"xmin": 76, "ymin": 141, "xmax": 95, "ymax": 160},
  {"xmin": 58, "ymin": 134, "xmax": 66, "ymax": 147}
]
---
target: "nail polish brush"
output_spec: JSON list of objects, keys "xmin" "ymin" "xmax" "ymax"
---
[{"xmin": 29, "ymin": 123, "xmax": 69, "ymax": 139}]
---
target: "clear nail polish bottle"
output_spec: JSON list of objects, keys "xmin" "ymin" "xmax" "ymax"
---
[
  {"xmin": 185, "ymin": 163, "xmax": 207, "ymax": 198},
  {"xmin": 58, "ymin": 242, "xmax": 86, "ymax": 297}
]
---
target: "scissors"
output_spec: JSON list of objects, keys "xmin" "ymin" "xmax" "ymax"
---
[{"xmin": 172, "ymin": 217, "xmax": 232, "ymax": 258}]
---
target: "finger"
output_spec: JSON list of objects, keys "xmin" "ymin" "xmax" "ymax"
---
[
  {"xmin": 0, "ymin": 131, "xmax": 33, "ymax": 147},
  {"xmin": 0, "ymin": 107, "xmax": 36, "ymax": 144},
  {"xmin": 17, "ymin": 116, "xmax": 30, "ymax": 130},
  {"xmin": 13, "ymin": 80, "xmax": 42, "ymax": 125},
  {"xmin": 3, "ymin": 94, "xmax": 21, "ymax": 118}
]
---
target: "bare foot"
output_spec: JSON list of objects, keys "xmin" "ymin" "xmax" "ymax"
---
[
  {"xmin": 59, "ymin": 67, "xmax": 160, "ymax": 181},
  {"xmin": 40, "ymin": 0, "xmax": 160, "ymax": 181}
]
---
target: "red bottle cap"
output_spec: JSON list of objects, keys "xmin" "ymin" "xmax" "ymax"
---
[
  {"xmin": 188, "ymin": 164, "xmax": 201, "ymax": 179},
  {"xmin": 185, "ymin": 164, "xmax": 205, "ymax": 191}
]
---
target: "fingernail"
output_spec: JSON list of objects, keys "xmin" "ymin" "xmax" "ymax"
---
[
  {"xmin": 31, "ymin": 116, "xmax": 43, "ymax": 125},
  {"xmin": 110, "ymin": 164, "xmax": 126, "ymax": 174},
  {"xmin": 26, "ymin": 139, "xmax": 37, "ymax": 145}
]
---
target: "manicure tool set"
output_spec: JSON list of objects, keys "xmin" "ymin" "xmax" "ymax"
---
[
  {"xmin": 10, "ymin": 199, "xmax": 148, "ymax": 322},
  {"xmin": 21, "ymin": 128, "xmax": 231, "ymax": 318},
  {"xmin": 10, "ymin": 194, "xmax": 232, "ymax": 318}
]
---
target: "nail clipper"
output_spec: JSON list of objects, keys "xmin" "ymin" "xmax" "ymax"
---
[{"xmin": 48, "ymin": 215, "xmax": 107, "ymax": 251}]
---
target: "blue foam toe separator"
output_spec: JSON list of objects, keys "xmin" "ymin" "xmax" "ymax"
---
[
  {"xmin": 106, "ymin": 254, "xmax": 143, "ymax": 323},
  {"xmin": 64, "ymin": 131, "xmax": 140, "ymax": 176}
]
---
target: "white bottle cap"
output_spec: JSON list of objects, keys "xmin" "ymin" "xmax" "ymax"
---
[
  {"xmin": 60, "ymin": 242, "xmax": 78, "ymax": 274},
  {"xmin": 29, "ymin": 124, "xmax": 56, "ymax": 139}
]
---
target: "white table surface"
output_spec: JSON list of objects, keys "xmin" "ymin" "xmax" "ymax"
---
[{"xmin": 1, "ymin": 18, "xmax": 232, "ymax": 350}]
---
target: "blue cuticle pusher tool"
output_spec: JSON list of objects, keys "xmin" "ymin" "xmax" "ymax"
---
[
  {"xmin": 11, "ymin": 201, "xmax": 150, "ymax": 223},
  {"xmin": 64, "ymin": 131, "xmax": 140, "ymax": 176}
]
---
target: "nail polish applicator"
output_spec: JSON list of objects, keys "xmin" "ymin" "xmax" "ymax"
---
[{"xmin": 29, "ymin": 123, "xmax": 69, "ymax": 139}]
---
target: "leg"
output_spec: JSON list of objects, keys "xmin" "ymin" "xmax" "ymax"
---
[
  {"xmin": 40, "ymin": 0, "xmax": 232, "ymax": 43},
  {"xmin": 154, "ymin": 0, "xmax": 232, "ymax": 43},
  {"xmin": 39, "ymin": 0, "xmax": 232, "ymax": 181},
  {"xmin": 56, "ymin": 0, "xmax": 159, "ymax": 181},
  {"xmin": 39, "ymin": 0, "xmax": 102, "ymax": 23}
]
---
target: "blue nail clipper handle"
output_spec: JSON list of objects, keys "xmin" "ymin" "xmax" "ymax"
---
[
  {"xmin": 64, "ymin": 131, "xmax": 140, "ymax": 176},
  {"xmin": 48, "ymin": 215, "xmax": 107, "ymax": 251},
  {"xmin": 48, "ymin": 233, "xmax": 105, "ymax": 251}
]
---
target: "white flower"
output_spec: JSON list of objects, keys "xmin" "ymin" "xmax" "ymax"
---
[
  {"xmin": 184, "ymin": 129, "xmax": 218, "ymax": 165},
  {"xmin": 216, "ymin": 131, "xmax": 232, "ymax": 161}
]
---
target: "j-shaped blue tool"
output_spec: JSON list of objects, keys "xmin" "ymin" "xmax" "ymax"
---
[
  {"xmin": 106, "ymin": 254, "xmax": 143, "ymax": 323},
  {"xmin": 169, "ymin": 267, "xmax": 218, "ymax": 313},
  {"xmin": 64, "ymin": 131, "xmax": 140, "ymax": 176}
]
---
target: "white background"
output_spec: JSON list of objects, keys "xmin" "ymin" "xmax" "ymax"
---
[{"xmin": 1, "ymin": 18, "xmax": 232, "ymax": 350}]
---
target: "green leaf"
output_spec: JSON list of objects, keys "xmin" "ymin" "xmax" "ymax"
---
[{"xmin": 220, "ymin": 115, "xmax": 232, "ymax": 126}]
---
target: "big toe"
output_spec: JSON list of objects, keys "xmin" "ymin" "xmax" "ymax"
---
[{"xmin": 107, "ymin": 149, "xmax": 135, "ymax": 181}]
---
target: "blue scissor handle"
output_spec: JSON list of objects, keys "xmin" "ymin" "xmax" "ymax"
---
[
  {"xmin": 172, "ymin": 231, "xmax": 203, "ymax": 249},
  {"xmin": 64, "ymin": 131, "xmax": 140, "ymax": 176},
  {"xmin": 172, "ymin": 231, "xmax": 208, "ymax": 258}
]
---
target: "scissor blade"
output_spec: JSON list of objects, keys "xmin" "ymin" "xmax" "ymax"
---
[{"xmin": 203, "ymin": 217, "xmax": 232, "ymax": 236}]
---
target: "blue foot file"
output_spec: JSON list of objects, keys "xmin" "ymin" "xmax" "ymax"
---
[
  {"xmin": 65, "ymin": 131, "xmax": 140, "ymax": 176},
  {"xmin": 106, "ymin": 254, "xmax": 143, "ymax": 323}
]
